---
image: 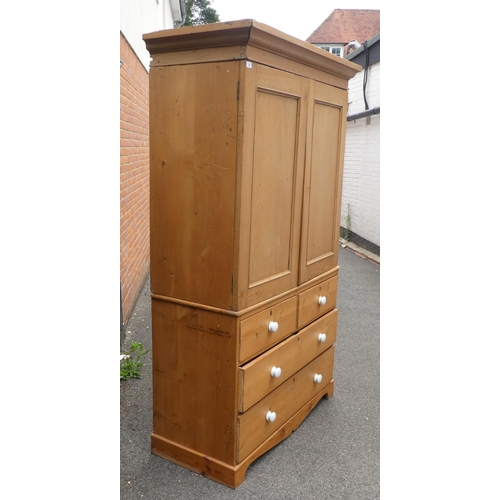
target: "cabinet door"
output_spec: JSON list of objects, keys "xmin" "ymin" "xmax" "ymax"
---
[
  {"xmin": 236, "ymin": 63, "xmax": 308, "ymax": 308},
  {"xmin": 299, "ymin": 80, "xmax": 348, "ymax": 283}
]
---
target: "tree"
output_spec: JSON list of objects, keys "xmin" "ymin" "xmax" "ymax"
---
[{"xmin": 184, "ymin": 0, "xmax": 220, "ymax": 27}]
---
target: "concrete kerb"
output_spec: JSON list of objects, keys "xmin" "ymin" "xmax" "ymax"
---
[{"xmin": 339, "ymin": 238, "xmax": 380, "ymax": 265}]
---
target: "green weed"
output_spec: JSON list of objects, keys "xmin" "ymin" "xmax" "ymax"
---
[{"xmin": 120, "ymin": 341, "xmax": 150, "ymax": 379}]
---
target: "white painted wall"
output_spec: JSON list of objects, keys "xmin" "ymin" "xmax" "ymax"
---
[
  {"xmin": 342, "ymin": 61, "xmax": 380, "ymax": 248},
  {"xmin": 120, "ymin": 0, "xmax": 175, "ymax": 71}
]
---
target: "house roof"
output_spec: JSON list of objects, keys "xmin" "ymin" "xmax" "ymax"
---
[{"xmin": 307, "ymin": 9, "xmax": 380, "ymax": 45}]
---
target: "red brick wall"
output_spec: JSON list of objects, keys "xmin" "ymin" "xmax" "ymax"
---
[{"xmin": 120, "ymin": 32, "xmax": 150, "ymax": 326}]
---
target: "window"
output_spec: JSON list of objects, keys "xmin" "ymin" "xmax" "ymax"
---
[{"xmin": 318, "ymin": 45, "xmax": 343, "ymax": 58}]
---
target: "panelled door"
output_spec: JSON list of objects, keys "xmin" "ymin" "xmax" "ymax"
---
[
  {"xmin": 299, "ymin": 79, "xmax": 348, "ymax": 284},
  {"xmin": 237, "ymin": 62, "xmax": 308, "ymax": 308}
]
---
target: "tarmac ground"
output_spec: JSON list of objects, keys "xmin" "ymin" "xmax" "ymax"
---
[{"xmin": 120, "ymin": 245, "xmax": 380, "ymax": 499}]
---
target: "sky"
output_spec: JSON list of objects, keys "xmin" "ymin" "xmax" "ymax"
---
[{"xmin": 210, "ymin": 0, "xmax": 381, "ymax": 41}]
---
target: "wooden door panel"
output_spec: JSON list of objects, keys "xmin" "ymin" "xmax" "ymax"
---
[
  {"xmin": 306, "ymin": 102, "xmax": 340, "ymax": 264},
  {"xmin": 248, "ymin": 89, "xmax": 298, "ymax": 286},
  {"xmin": 237, "ymin": 63, "xmax": 308, "ymax": 308},
  {"xmin": 299, "ymin": 81, "xmax": 347, "ymax": 283}
]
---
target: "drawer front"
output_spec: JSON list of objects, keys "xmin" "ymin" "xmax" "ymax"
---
[
  {"xmin": 238, "ymin": 309, "xmax": 338, "ymax": 412},
  {"xmin": 237, "ymin": 346, "xmax": 334, "ymax": 463},
  {"xmin": 297, "ymin": 275, "xmax": 338, "ymax": 328},
  {"xmin": 239, "ymin": 296, "xmax": 297, "ymax": 364}
]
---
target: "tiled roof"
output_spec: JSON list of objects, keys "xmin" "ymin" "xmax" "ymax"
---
[{"xmin": 307, "ymin": 9, "xmax": 380, "ymax": 45}]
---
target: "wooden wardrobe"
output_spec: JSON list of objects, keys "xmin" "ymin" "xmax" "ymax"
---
[{"xmin": 143, "ymin": 20, "xmax": 360, "ymax": 488}]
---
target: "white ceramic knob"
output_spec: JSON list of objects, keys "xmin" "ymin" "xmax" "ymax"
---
[
  {"xmin": 270, "ymin": 366, "xmax": 282, "ymax": 378},
  {"xmin": 318, "ymin": 333, "xmax": 327, "ymax": 343},
  {"xmin": 318, "ymin": 295, "xmax": 327, "ymax": 306},
  {"xmin": 313, "ymin": 374, "xmax": 323, "ymax": 383},
  {"xmin": 266, "ymin": 411, "xmax": 277, "ymax": 422},
  {"xmin": 268, "ymin": 321, "xmax": 279, "ymax": 333}
]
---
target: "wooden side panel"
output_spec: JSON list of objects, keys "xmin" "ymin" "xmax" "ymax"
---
[
  {"xmin": 237, "ymin": 63, "xmax": 308, "ymax": 308},
  {"xmin": 299, "ymin": 81, "xmax": 348, "ymax": 283},
  {"xmin": 151, "ymin": 299, "xmax": 239, "ymax": 464},
  {"xmin": 149, "ymin": 61, "xmax": 239, "ymax": 308}
]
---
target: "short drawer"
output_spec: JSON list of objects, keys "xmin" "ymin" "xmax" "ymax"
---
[
  {"xmin": 238, "ymin": 309, "xmax": 338, "ymax": 412},
  {"xmin": 237, "ymin": 346, "xmax": 334, "ymax": 463},
  {"xmin": 239, "ymin": 296, "xmax": 297, "ymax": 364},
  {"xmin": 297, "ymin": 275, "xmax": 338, "ymax": 328}
]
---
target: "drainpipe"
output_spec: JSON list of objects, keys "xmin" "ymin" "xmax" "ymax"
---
[
  {"xmin": 173, "ymin": 0, "xmax": 187, "ymax": 28},
  {"xmin": 362, "ymin": 41, "xmax": 370, "ymax": 110},
  {"xmin": 347, "ymin": 40, "xmax": 380, "ymax": 122},
  {"xmin": 165, "ymin": 0, "xmax": 187, "ymax": 29},
  {"xmin": 347, "ymin": 106, "xmax": 380, "ymax": 122},
  {"xmin": 175, "ymin": 11, "xmax": 187, "ymax": 28}
]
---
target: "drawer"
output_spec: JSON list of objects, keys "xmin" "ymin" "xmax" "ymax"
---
[
  {"xmin": 238, "ymin": 309, "xmax": 338, "ymax": 412},
  {"xmin": 297, "ymin": 275, "xmax": 338, "ymax": 328},
  {"xmin": 239, "ymin": 296, "xmax": 297, "ymax": 364},
  {"xmin": 237, "ymin": 346, "xmax": 334, "ymax": 463}
]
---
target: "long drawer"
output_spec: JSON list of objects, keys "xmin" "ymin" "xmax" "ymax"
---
[
  {"xmin": 238, "ymin": 309, "xmax": 338, "ymax": 412},
  {"xmin": 237, "ymin": 346, "xmax": 334, "ymax": 463}
]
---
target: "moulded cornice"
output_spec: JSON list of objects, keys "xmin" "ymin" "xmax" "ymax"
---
[{"xmin": 143, "ymin": 19, "xmax": 360, "ymax": 80}]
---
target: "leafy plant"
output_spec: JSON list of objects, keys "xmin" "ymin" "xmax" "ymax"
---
[{"xmin": 120, "ymin": 341, "xmax": 150, "ymax": 379}]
